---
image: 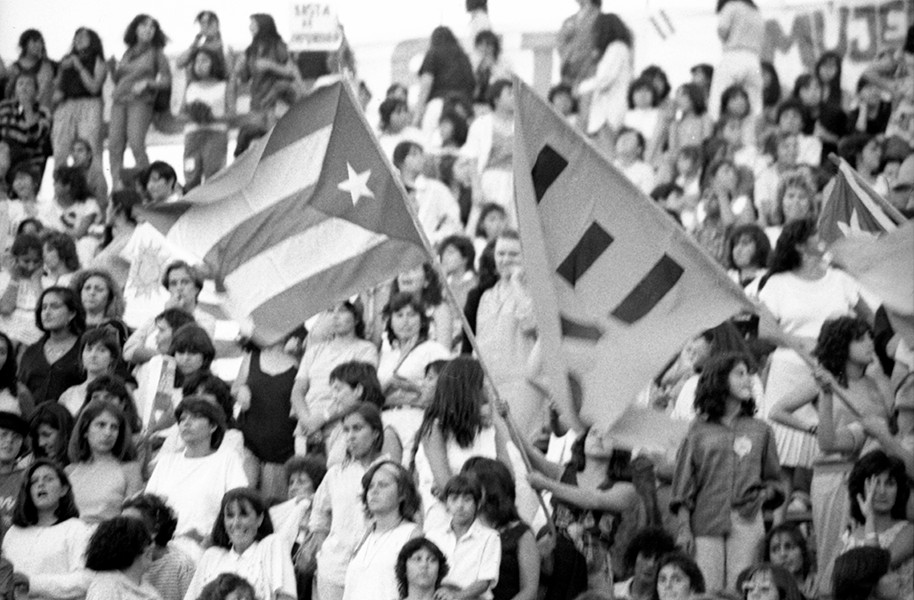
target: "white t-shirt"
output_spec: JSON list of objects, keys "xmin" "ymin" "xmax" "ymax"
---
[
  {"xmin": 342, "ymin": 521, "xmax": 419, "ymax": 600},
  {"xmin": 425, "ymin": 520, "xmax": 502, "ymax": 600},
  {"xmin": 145, "ymin": 449, "xmax": 248, "ymax": 539},
  {"xmin": 757, "ymin": 268, "xmax": 862, "ymax": 339},
  {"xmin": 2, "ymin": 519, "xmax": 93, "ymax": 599},
  {"xmin": 183, "ymin": 534, "xmax": 296, "ymax": 600}
]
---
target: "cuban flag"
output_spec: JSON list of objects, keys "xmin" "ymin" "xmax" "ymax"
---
[{"xmin": 141, "ymin": 82, "xmax": 428, "ymax": 345}]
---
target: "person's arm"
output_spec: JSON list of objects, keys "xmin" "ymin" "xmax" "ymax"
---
[
  {"xmin": 862, "ymin": 415, "xmax": 914, "ymax": 479},
  {"xmin": 308, "ymin": 472, "xmax": 333, "ymax": 551},
  {"xmin": 510, "ymin": 529, "xmax": 540, "ymax": 600},
  {"xmin": 887, "ymin": 523, "xmax": 914, "ymax": 568},
  {"xmin": 769, "ymin": 387, "xmax": 818, "ymax": 433},
  {"xmin": 414, "ymin": 73, "xmax": 434, "ymax": 127},
  {"xmin": 123, "ymin": 319, "xmax": 157, "ymax": 364},
  {"xmin": 154, "ymin": 49, "xmax": 172, "ymax": 89},
  {"xmin": 382, "ymin": 427, "xmax": 403, "ymax": 464},
  {"xmin": 264, "ymin": 533, "xmax": 298, "ymax": 600},
  {"xmin": 669, "ymin": 433, "xmax": 697, "ymax": 553},
  {"xmin": 527, "ymin": 472, "xmax": 638, "ymax": 513},
  {"xmin": 421, "ymin": 421, "xmax": 453, "ymax": 496},
  {"xmin": 815, "ymin": 369, "xmax": 861, "ymax": 453},
  {"xmin": 0, "ymin": 278, "xmax": 18, "ymax": 315},
  {"xmin": 123, "ymin": 461, "xmax": 145, "ymax": 499},
  {"xmin": 290, "ymin": 374, "xmax": 311, "ymax": 422},
  {"xmin": 232, "ymin": 352, "xmax": 253, "ymax": 413},
  {"xmin": 516, "ymin": 428, "xmax": 563, "ymax": 480}
]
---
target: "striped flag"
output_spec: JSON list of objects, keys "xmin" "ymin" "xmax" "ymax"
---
[
  {"xmin": 818, "ymin": 156, "xmax": 906, "ymax": 245},
  {"xmin": 512, "ymin": 76, "xmax": 754, "ymax": 429},
  {"xmin": 141, "ymin": 82, "xmax": 428, "ymax": 345}
]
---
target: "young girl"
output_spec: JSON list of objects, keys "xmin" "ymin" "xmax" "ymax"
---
[
  {"xmin": 181, "ymin": 47, "xmax": 231, "ymax": 192},
  {"xmin": 0, "ymin": 232, "xmax": 43, "ymax": 345},
  {"xmin": 65, "ymin": 399, "xmax": 143, "ymax": 523},
  {"xmin": 28, "ymin": 402, "xmax": 74, "ymax": 466},
  {"xmin": 719, "ymin": 84, "xmax": 755, "ymax": 148},
  {"xmin": 670, "ymin": 353, "xmax": 782, "ymax": 591},
  {"xmin": 726, "ymin": 223, "xmax": 771, "ymax": 288},
  {"xmin": 52, "ymin": 163, "xmax": 101, "ymax": 247},
  {"xmin": 668, "ymin": 84, "xmax": 712, "ymax": 161},
  {"xmin": 57, "ymin": 328, "xmax": 120, "ymax": 416},
  {"xmin": 1, "ymin": 165, "xmax": 41, "ymax": 253},
  {"xmin": 169, "ymin": 323, "xmax": 215, "ymax": 388},
  {"xmin": 40, "ymin": 230, "xmax": 80, "ymax": 289},
  {"xmin": 233, "ymin": 13, "xmax": 296, "ymax": 128},
  {"xmin": 623, "ymin": 77, "xmax": 661, "ymax": 161}
]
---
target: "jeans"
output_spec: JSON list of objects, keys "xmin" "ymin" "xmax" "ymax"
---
[
  {"xmin": 108, "ymin": 100, "xmax": 154, "ymax": 188},
  {"xmin": 183, "ymin": 128, "xmax": 228, "ymax": 191}
]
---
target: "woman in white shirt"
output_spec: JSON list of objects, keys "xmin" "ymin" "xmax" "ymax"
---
[
  {"xmin": 1, "ymin": 459, "xmax": 92, "ymax": 599},
  {"xmin": 184, "ymin": 487, "xmax": 296, "ymax": 600},
  {"xmin": 342, "ymin": 461, "xmax": 422, "ymax": 600},
  {"xmin": 146, "ymin": 396, "xmax": 248, "ymax": 546}
]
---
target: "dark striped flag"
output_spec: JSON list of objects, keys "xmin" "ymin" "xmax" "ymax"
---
[
  {"xmin": 141, "ymin": 82, "xmax": 428, "ymax": 345},
  {"xmin": 818, "ymin": 156, "xmax": 905, "ymax": 245},
  {"xmin": 512, "ymin": 76, "xmax": 754, "ymax": 429}
]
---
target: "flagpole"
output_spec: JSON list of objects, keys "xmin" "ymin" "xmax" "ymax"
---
[{"xmin": 337, "ymin": 76, "xmax": 557, "ymax": 532}]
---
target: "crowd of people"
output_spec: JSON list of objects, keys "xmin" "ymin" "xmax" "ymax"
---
[{"xmin": 0, "ymin": 0, "xmax": 912, "ymax": 599}]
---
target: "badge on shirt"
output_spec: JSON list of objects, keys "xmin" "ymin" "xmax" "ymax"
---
[{"xmin": 733, "ymin": 435, "xmax": 752, "ymax": 458}]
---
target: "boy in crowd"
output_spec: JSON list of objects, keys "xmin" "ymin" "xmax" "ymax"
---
[{"xmin": 425, "ymin": 475, "xmax": 501, "ymax": 600}]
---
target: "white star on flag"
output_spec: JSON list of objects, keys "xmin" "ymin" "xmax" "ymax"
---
[
  {"xmin": 337, "ymin": 162, "xmax": 375, "ymax": 206},
  {"xmin": 837, "ymin": 208, "xmax": 878, "ymax": 240}
]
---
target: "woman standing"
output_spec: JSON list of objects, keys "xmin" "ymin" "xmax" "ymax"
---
[
  {"xmin": 18, "ymin": 286, "xmax": 85, "ymax": 405},
  {"xmin": 414, "ymin": 26, "xmax": 475, "ymax": 139},
  {"xmin": 108, "ymin": 14, "xmax": 171, "ymax": 189},
  {"xmin": 1, "ymin": 459, "xmax": 93, "ymax": 599},
  {"xmin": 84, "ymin": 516, "xmax": 160, "ymax": 600},
  {"xmin": 181, "ymin": 47, "xmax": 231, "ymax": 191},
  {"xmin": 233, "ymin": 14, "xmax": 296, "ymax": 128},
  {"xmin": 65, "ymin": 400, "xmax": 143, "ymax": 523},
  {"xmin": 185, "ymin": 488, "xmax": 296, "ymax": 600},
  {"xmin": 759, "ymin": 219, "xmax": 869, "ymax": 521},
  {"xmin": 462, "ymin": 79, "xmax": 516, "ymax": 213},
  {"xmin": 51, "ymin": 28, "xmax": 106, "ymax": 174},
  {"xmin": 576, "ymin": 13, "xmax": 634, "ymax": 157},
  {"xmin": 309, "ymin": 404, "xmax": 386, "ymax": 600},
  {"xmin": 342, "ymin": 461, "xmax": 422, "ymax": 600},
  {"xmin": 377, "ymin": 292, "xmax": 450, "ymax": 465},
  {"xmin": 707, "ymin": 0, "xmax": 764, "ymax": 123},
  {"xmin": 4, "ymin": 30, "xmax": 56, "ymax": 111},
  {"xmin": 670, "ymin": 353, "xmax": 782, "ymax": 591}
]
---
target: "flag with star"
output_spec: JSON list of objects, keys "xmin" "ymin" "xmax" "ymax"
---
[
  {"xmin": 140, "ymin": 82, "xmax": 428, "ymax": 345},
  {"xmin": 818, "ymin": 155, "xmax": 905, "ymax": 245},
  {"xmin": 512, "ymin": 76, "xmax": 754, "ymax": 429}
]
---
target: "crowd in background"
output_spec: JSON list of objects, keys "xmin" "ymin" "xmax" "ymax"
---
[{"xmin": 0, "ymin": 0, "xmax": 913, "ymax": 599}]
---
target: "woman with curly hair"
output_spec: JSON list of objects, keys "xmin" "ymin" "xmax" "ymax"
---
[
  {"xmin": 838, "ymin": 450, "xmax": 913, "ymax": 598},
  {"xmin": 726, "ymin": 223, "xmax": 771, "ymax": 287},
  {"xmin": 833, "ymin": 546, "xmax": 906, "ymax": 600},
  {"xmin": 653, "ymin": 551, "xmax": 706, "ymax": 600},
  {"xmin": 779, "ymin": 316, "xmax": 894, "ymax": 595},
  {"xmin": 84, "ymin": 516, "xmax": 159, "ymax": 599},
  {"xmin": 395, "ymin": 537, "xmax": 450, "ymax": 600},
  {"xmin": 670, "ymin": 353, "xmax": 782, "ymax": 591},
  {"xmin": 342, "ymin": 461, "xmax": 421, "ymax": 600}
]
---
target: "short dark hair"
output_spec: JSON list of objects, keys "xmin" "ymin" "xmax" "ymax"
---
[
  {"xmin": 653, "ymin": 551, "xmax": 705, "ymax": 596},
  {"xmin": 161, "ymin": 260, "xmax": 203, "ymax": 294},
  {"xmin": 395, "ymin": 538, "xmax": 449, "ymax": 598},
  {"xmin": 156, "ymin": 307, "xmax": 196, "ymax": 332},
  {"xmin": 677, "ymin": 83, "xmax": 707, "ymax": 115},
  {"xmin": 379, "ymin": 97, "xmax": 408, "ymax": 130},
  {"xmin": 833, "ymin": 547, "xmax": 891, "ymax": 600},
  {"xmin": 18, "ymin": 29, "xmax": 44, "ymax": 56},
  {"xmin": 170, "ymin": 324, "xmax": 216, "ymax": 369},
  {"xmin": 13, "ymin": 459, "xmax": 80, "ymax": 527},
  {"xmin": 284, "ymin": 456, "xmax": 327, "ymax": 490},
  {"xmin": 623, "ymin": 526, "xmax": 677, "ymax": 573},
  {"xmin": 181, "ymin": 372, "xmax": 234, "ymax": 428},
  {"xmin": 36, "ymin": 286, "xmax": 86, "ymax": 336},
  {"xmin": 392, "ymin": 140, "xmax": 423, "ymax": 170},
  {"xmin": 69, "ymin": 400, "xmax": 137, "ymax": 463},
  {"xmin": 198, "ymin": 574, "xmax": 257, "ymax": 600},
  {"xmin": 361, "ymin": 460, "xmax": 421, "ymax": 520},
  {"xmin": 41, "ymin": 231, "xmax": 81, "ymax": 272},
  {"xmin": 767, "ymin": 218, "xmax": 817, "ymax": 277},
  {"xmin": 726, "ymin": 223, "xmax": 771, "ymax": 271},
  {"xmin": 437, "ymin": 235, "xmax": 475, "ymax": 270},
  {"xmin": 475, "ymin": 203, "xmax": 507, "ymax": 239},
  {"xmin": 175, "ymin": 396, "xmax": 227, "ymax": 449},
  {"xmin": 52, "ymin": 166, "xmax": 91, "ymax": 202},
  {"xmin": 442, "ymin": 474, "xmax": 482, "ymax": 507},
  {"xmin": 474, "ymin": 30, "xmax": 500, "ymax": 59},
  {"xmin": 384, "ymin": 292, "xmax": 430, "ymax": 345},
  {"xmin": 486, "ymin": 78, "xmax": 512, "ymax": 110},
  {"xmin": 11, "ymin": 232, "xmax": 42, "ymax": 258},
  {"xmin": 627, "ymin": 77, "xmax": 657, "ymax": 109},
  {"xmin": 776, "ymin": 98, "xmax": 806, "ymax": 125},
  {"xmin": 122, "ymin": 493, "xmax": 179, "ymax": 547},
  {"xmin": 460, "ymin": 457, "xmax": 518, "ymax": 527},
  {"xmin": 848, "ymin": 449, "xmax": 909, "ymax": 523},
  {"xmin": 85, "ymin": 516, "xmax": 151, "ymax": 571},
  {"xmin": 328, "ymin": 361, "xmax": 385, "ymax": 408},
  {"xmin": 210, "ymin": 488, "xmax": 274, "ymax": 549},
  {"xmin": 78, "ymin": 327, "xmax": 121, "ymax": 373}
]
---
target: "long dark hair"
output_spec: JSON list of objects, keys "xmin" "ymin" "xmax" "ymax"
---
[
  {"xmin": 72, "ymin": 27, "xmax": 104, "ymax": 63},
  {"xmin": 35, "ymin": 286, "xmax": 86, "ymax": 336},
  {"xmin": 693, "ymin": 353, "xmax": 756, "ymax": 422},
  {"xmin": 329, "ymin": 361, "xmax": 385, "ymax": 408},
  {"xmin": 813, "ymin": 317, "xmax": 871, "ymax": 387},
  {"xmin": 764, "ymin": 522, "xmax": 812, "ymax": 579},
  {"xmin": 391, "ymin": 264, "xmax": 443, "ymax": 307},
  {"xmin": 384, "ymin": 292, "xmax": 430, "ymax": 346},
  {"xmin": 247, "ymin": 14, "xmax": 282, "ymax": 59},
  {"xmin": 29, "ymin": 403, "xmax": 75, "ymax": 465},
  {"xmin": 123, "ymin": 14, "xmax": 167, "ymax": 48},
  {"xmin": 716, "ymin": 0, "xmax": 757, "ymax": 12},
  {"xmin": 0, "ymin": 332, "xmax": 18, "ymax": 396},
  {"xmin": 461, "ymin": 457, "xmax": 519, "ymax": 527},
  {"xmin": 816, "ymin": 51, "xmax": 844, "ymax": 105},
  {"xmin": 593, "ymin": 13, "xmax": 633, "ymax": 53},
  {"xmin": 12, "ymin": 459, "xmax": 80, "ymax": 527},
  {"xmin": 418, "ymin": 357, "xmax": 485, "ymax": 448},
  {"xmin": 765, "ymin": 218, "xmax": 817, "ymax": 279},
  {"xmin": 210, "ymin": 487, "xmax": 274, "ymax": 549}
]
